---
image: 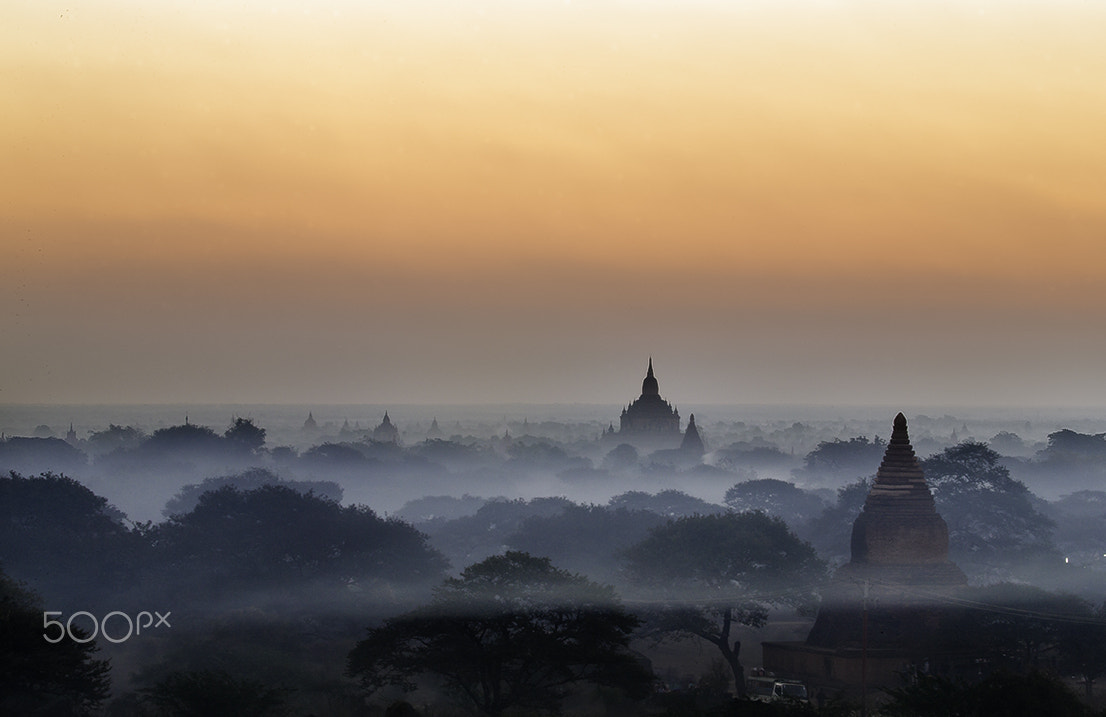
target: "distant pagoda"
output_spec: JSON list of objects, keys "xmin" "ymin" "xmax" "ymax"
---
[
  {"xmin": 372, "ymin": 411, "xmax": 400, "ymax": 444},
  {"xmin": 619, "ymin": 359, "xmax": 680, "ymax": 437}
]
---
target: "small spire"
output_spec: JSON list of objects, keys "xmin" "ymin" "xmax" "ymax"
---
[{"xmin": 647, "ymin": 356, "xmax": 654, "ymax": 378}]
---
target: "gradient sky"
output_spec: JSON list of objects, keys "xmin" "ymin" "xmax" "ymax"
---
[{"xmin": 3, "ymin": 0, "xmax": 1105, "ymax": 407}]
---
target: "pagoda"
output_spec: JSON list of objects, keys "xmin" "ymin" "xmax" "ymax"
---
[
  {"xmin": 618, "ymin": 359, "xmax": 680, "ymax": 438},
  {"xmin": 763, "ymin": 413, "xmax": 971, "ymax": 691}
]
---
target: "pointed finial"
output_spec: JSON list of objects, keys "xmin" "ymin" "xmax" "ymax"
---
[
  {"xmin": 647, "ymin": 356, "xmax": 654, "ymax": 378},
  {"xmin": 894, "ymin": 412, "xmax": 907, "ymax": 429}
]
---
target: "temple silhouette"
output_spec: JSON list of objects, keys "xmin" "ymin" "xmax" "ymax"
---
[
  {"xmin": 763, "ymin": 413, "xmax": 972, "ymax": 692},
  {"xmin": 616, "ymin": 358, "xmax": 681, "ymax": 443}
]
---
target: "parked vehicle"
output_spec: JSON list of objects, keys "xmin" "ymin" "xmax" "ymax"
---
[{"xmin": 747, "ymin": 674, "xmax": 809, "ymax": 703}]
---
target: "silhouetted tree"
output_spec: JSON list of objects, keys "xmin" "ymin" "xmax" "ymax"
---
[
  {"xmin": 506, "ymin": 505, "xmax": 666, "ymax": 581},
  {"xmin": 922, "ymin": 442, "xmax": 1057, "ymax": 579},
  {"xmin": 347, "ymin": 552, "xmax": 652, "ymax": 716},
  {"xmin": 607, "ymin": 490, "xmax": 726, "ymax": 518},
  {"xmin": 795, "ymin": 436, "xmax": 884, "ymax": 485},
  {"xmin": 723, "ymin": 478, "xmax": 827, "ymax": 528},
  {"xmin": 0, "ymin": 436, "xmax": 87, "ymax": 475},
  {"xmin": 154, "ymin": 485, "xmax": 446, "ymax": 601},
  {"xmin": 142, "ymin": 422, "xmax": 223, "ymax": 454},
  {"xmin": 162, "ymin": 467, "xmax": 342, "ymax": 517},
  {"xmin": 0, "ymin": 566, "xmax": 111, "ymax": 714},
  {"xmin": 425, "ymin": 497, "xmax": 573, "ymax": 570},
  {"xmin": 85, "ymin": 424, "xmax": 146, "ymax": 457},
  {"xmin": 0, "ymin": 471, "xmax": 136, "ymax": 605},
  {"xmin": 623, "ymin": 513, "xmax": 827, "ymax": 697},
  {"xmin": 224, "ymin": 417, "xmax": 266, "ymax": 454}
]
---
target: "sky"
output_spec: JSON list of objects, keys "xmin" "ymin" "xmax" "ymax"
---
[{"xmin": 3, "ymin": 0, "xmax": 1105, "ymax": 407}]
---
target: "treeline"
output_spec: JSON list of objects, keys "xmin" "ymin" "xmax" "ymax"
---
[{"xmin": 4, "ymin": 469, "xmax": 1106, "ymax": 715}]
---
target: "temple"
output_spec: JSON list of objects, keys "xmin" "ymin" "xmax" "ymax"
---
[
  {"xmin": 372, "ymin": 411, "xmax": 400, "ymax": 444},
  {"xmin": 763, "ymin": 413, "xmax": 971, "ymax": 692},
  {"xmin": 619, "ymin": 359, "xmax": 681, "ymax": 438}
]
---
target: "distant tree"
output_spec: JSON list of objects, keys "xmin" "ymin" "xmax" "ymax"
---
[
  {"xmin": 988, "ymin": 431, "xmax": 1030, "ymax": 456},
  {"xmin": 723, "ymin": 479, "xmax": 827, "ymax": 528},
  {"xmin": 154, "ymin": 486, "xmax": 446, "ymax": 600},
  {"xmin": 425, "ymin": 497, "xmax": 573, "ymax": 570},
  {"xmin": 796, "ymin": 478, "xmax": 870, "ymax": 562},
  {"xmin": 1042, "ymin": 429, "xmax": 1106, "ymax": 457},
  {"xmin": 141, "ymin": 669, "xmax": 289, "ymax": 716},
  {"xmin": 347, "ymin": 552, "xmax": 652, "ymax": 716},
  {"xmin": 607, "ymin": 490, "xmax": 726, "ymax": 518},
  {"xmin": 506, "ymin": 505, "xmax": 666, "ymax": 581},
  {"xmin": 0, "ymin": 436, "xmax": 88, "ymax": 475},
  {"xmin": 394, "ymin": 494, "xmax": 488, "ymax": 524},
  {"xmin": 85, "ymin": 424, "xmax": 146, "ymax": 456},
  {"xmin": 795, "ymin": 436, "xmax": 885, "ymax": 485},
  {"xmin": 922, "ymin": 442, "xmax": 1057, "ymax": 578},
  {"xmin": 300, "ymin": 442, "xmax": 370, "ymax": 467},
  {"xmin": 162, "ymin": 467, "xmax": 342, "ymax": 517},
  {"xmin": 506, "ymin": 440, "xmax": 591, "ymax": 473},
  {"xmin": 0, "ymin": 566, "xmax": 111, "ymax": 715},
  {"xmin": 623, "ymin": 513, "xmax": 827, "ymax": 696},
  {"xmin": 602, "ymin": 443, "xmax": 639, "ymax": 471},
  {"xmin": 140, "ymin": 422, "xmax": 224, "ymax": 459},
  {"xmin": 714, "ymin": 443, "xmax": 794, "ymax": 472},
  {"xmin": 224, "ymin": 417, "xmax": 266, "ymax": 454}
]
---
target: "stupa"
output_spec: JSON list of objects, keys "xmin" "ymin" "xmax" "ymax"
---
[{"xmin": 763, "ymin": 413, "xmax": 971, "ymax": 690}]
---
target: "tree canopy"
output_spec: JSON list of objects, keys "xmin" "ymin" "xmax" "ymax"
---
[
  {"xmin": 623, "ymin": 512, "xmax": 827, "ymax": 696},
  {"xmin": 921, "ymin": 442, "xmax": 1057, "ymax": 579},
  {"xmin": 347, "ymin": 551, "xmax": 651, "ymax": 716},
  {"xmin": 0, "ymin": 566, "xmax": 111, "ymax": 715}
]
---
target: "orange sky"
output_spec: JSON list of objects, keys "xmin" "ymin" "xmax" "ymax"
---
[{"xmin": 3, "ymin": 0, "xmax": 1105, "ymax": 406}]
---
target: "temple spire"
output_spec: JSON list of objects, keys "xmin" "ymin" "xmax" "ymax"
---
[{"xmin": 641, "ymin": 357, "xmax": 660, "ymax": 397}]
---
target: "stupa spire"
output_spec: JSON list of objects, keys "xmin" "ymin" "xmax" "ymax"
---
[{"xmin": 641, "ymin": 357, "xmax": 659, "ymax": 397}]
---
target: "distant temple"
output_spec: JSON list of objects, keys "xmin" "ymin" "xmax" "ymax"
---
[
  {"xmin": 680, "ymin": 414, "xmax": 705, "ymax": 455},
  {"xmin": 302, "ymin": 412, "xmax": 318, "ymax": 432},
  {"xmin": 764, "ymin": 413, "xmax": 971, "ymax": 692},
  {"xmin": 619, "ymin": 359, "xmax": 680, "ymax": 437},
  {"xmin": 372, "ymin": 411, "xmax": 400, "ymax": 444}
]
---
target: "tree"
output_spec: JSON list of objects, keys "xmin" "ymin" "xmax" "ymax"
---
[
  {"xmin": 723, "ymin": 478, "xmax": 827, "ymax": 528},
  {"xmin": 154, "ymin": 485, "xmax": 447, "ymax": 601},
  {"xmin": 0, "ymin": 471, "xmax": 136, "ymax": 606},
  {"xmin": 921, "ymin": 442, "xmax": 1057, "ymax": 578},
  {"xmin": 0, "ymin": 566, "xmax": 111, "ymax": 715},
  {"xmin": 162, "ymin": 467, "xmax": 342, "ymax": 517},
  {"xmin": 224, "ymin": 417, "xmax": 266, "ymax": 454},
  {"xmin": 795, "ymin": 436, "xmax": 885, "ymax": 485},
  {"xmin": 623, "ymin": 513, "xmax": 827, "ymax": 697},
  {"xmin": 347, "ymin": 552, "xmax": 652, "ymax": 716},
  {"xmin": 607, "ymin": 489, "xmax": 726, "ymax": 518},
  {"xmin": 796, "ymin": 478, "xmax": 870, "ymax": 561},
  {"xmin": 506, "ymin": 504, "xmax": 666, "ymax": 581}
]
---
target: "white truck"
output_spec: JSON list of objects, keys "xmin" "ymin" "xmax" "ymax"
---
[{"xmin": 746, "ymin": 675, "xmax": 809, "ymax": 703}]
